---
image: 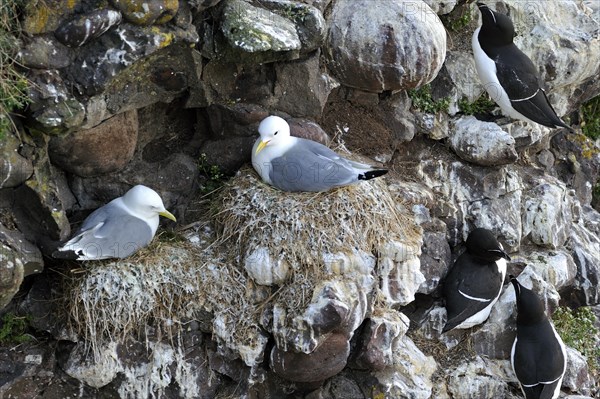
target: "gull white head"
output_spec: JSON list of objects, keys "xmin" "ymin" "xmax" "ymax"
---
[
  {"xmin": 255, "ymin": 116, "xmax": 291, "ymax": 155},
  {"xmin": 122, "ymin": 185, "xmax": 177, "ymax": 222}
]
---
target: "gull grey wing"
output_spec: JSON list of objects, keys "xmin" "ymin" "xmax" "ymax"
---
[
  {"xmin": 60, "ymin": 204, "xmax": 154, "ymax": 259},
  {"xmin": 268, "ymin": 139, "xmax": 359, "ymax": 192}
]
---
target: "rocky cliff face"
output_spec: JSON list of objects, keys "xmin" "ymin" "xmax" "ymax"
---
[{"xmin": 0, "ymin": 0, "xmax": 599, "ymax": 398}]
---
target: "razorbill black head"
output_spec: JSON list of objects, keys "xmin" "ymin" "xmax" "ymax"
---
[
  {"xmin": 472, "ymin": 3, "xmax": 572, "ymax": 131},
  {"xmin": 466, "ymin": 227, "xmax": 511, "ymax": 262},
  {"xmin": 510, "ymin": 276, "xmax": 567, "ymax": 399},
  {"xmin": 442, "ymin": 228, "xmax": 508, "ymax": 333}
]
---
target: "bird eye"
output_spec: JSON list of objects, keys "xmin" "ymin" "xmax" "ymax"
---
[{"xmin": 274, "ymin": 131, "xmax": 278, "ymax": 136}]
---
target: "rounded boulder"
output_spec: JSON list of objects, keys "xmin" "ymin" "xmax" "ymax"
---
[{"xmin": 325, "ymin": 0, "xmax": 446, "ymax": 92}]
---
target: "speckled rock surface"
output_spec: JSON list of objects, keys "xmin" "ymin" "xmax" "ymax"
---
[{"xmin": 325, "ymin": 0, "xmax": 447, "ymax": 92}]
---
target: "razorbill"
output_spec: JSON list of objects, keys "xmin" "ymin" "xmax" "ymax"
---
[
  {"xmin": 443, "ymin": 228, "xmax": 510, "ymax": 333},
  {"xmin": 510, "ymin": 277, "xmax": 567, "ymax": 399},
  {"xmin": 252, "ymin": 116, "xmax": 387, "ymax": 192},
  {"xmin": 472, "ymin": 2, "xmax": 572, "ymax": 130}
]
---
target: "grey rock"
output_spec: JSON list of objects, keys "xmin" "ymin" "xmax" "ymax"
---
[
  {"xmin": 351, "ymin": 309, "xmax": 407, "ymax": 371},
  {"xmin": 446, "ymin": 356, "xmax": 511, "ymax": 399},
  {"xmin": 374, "ymin": 334, "xmax": 436, "ymax": 399},
  {"xmin": 261, "ymin": 0, "xmax": 327, "ymax": 52},
  {"xmin": 199, "ymin": 136, "xmax": 256, "ymax": 175},
  {"xmin": 189, "ymin": 0, "xmax": 223, "ymax": 11},
  {"xmin": 563, "ymin": 347, "xmax": 595, "ymax": 396},
  {"xmin": 270, "ymin": 333, "xmax": 349, "ymax": 382},
  {"xmin": 504, "ymin": 121, "xmax": 550, "ymax": 148},
  {"xmin": 12, "ymin": 158, "xmax": 72, "ymax": 243},
  {"xmin": 567, "ymin": 210, "xmax": 600, "ymax": 305},
  {"xmin": 449, "ymin": 116, "xmax": 518, "ymax": 166},
  {"xmin": 274, "ymin": 52, "xmax": 339, "ymax": 118},
  {"xmin": 49, "ymin": 110, "xmax": 138, "ymax": 177},
  {"xmin": 423, "ymin": 0, "xmax": 457, "ymax": 15},
  {"xmin": 288, "ymin": 118, "xmax": 330, "ymax": 145},
  {"xmin": 418, "ymin": 230, "xmax": 451, "ymax": 294},
  {"xmin": 26, "ymin": 70, "xmax": 85, "ymax": 135},
  {"xmin": 323, "ymin": 374, "xmax": 364, "ymax": 399},
  {"xmin": 379, "ymin": 91, "xmax": 417, "ymax": 143},
  {"xmin": 522, "ymin": 179, "xmax": 574, "ymax": 248},
  {"xmin": 221, "ymin": 0, "xmax": 301, "ymax": 53},
  {"xmin": 378, "ymin": 241, "xmax": 424, "ymax": 306},
  {"xmin": 416, "ymin": 112, "xmax": 450, "ymax": 141},
  {"xmin": 110, "ymin": 0, "xmax": 179, "ymax": 25},
  {"xmin": 67, "ymin": 24, "xmax": 198, "ymax": 98},
  {"xmin": 205, "ymin": 102, "xmax": 268, "ymax": 138},
  {"xmin": 0, "ymin": 132, "xmax": 33, "ymax": 189},
  {"xmin": 325, "ymin": 0, "xmax": 446, "ymax": 92},
  {"xmin": 54, "ymin": 9, "xmax": 122, "ymax": 47},
  {"xmin": 0, "ymin": 242, "xmax": 24, "ymax": 309},
  {"xmin": 0, "ymin": 223, "xmax": 43, "ymax": 278},
  {"xmin": 18, "ymin": 34, "xmax": 73, "ymax": 69}
]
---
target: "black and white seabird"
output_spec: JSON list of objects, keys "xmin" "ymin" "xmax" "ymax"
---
[
  {"xmin": 472, "ymin": 2, "xmax": 572, "ymax": 130},
  {"xmin": 442, "ymin": 228, "xmax": 510, "ymax": 333},
  {"xmin": 510, "ymin": 277, "xmax": 567, "ymax": 399}
]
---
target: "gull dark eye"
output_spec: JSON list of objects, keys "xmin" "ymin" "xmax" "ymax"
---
[{"xmin": 274, "ymin": 131, "xmax": 278, "ymax": 136}]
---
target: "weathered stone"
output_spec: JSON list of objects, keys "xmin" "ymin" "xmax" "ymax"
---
[
  {"xmin": 206, "ymin": 103, "xmax": 269, "ymax": 139},
  {"xmin": 379, "ymin": 91, "xmax": 417, "ymax": 143},
  {"xmin": 374, "ymin": 334, "xmax": 436, "ymax": 399},
  {"xmin": 49, "ymin": 110, "xmax": 138, "ymax": 177},
  {"xmin": 54, "ymin": 9, "xmax": 122, "ymax": 47},
  {"xmin": 522, "ymin": 179, "xmax": 574, "ymax": 248},
  {"xmin": 110, "ymin": 0, "xmax": 179, "ymax": 25},
  {"xmin": 274, "ymin": 52, "xmax": 339, "ymax": 118},
  {"xmin": 288, "ymin": 118, "xmax": 330, "ymax": 145},
  {"xmin": 270, "ymin": 333, "xmax": 349, "ymax": 382},
  {"xmin": 261, "ymin": 0, "xmax": 327, "ymax": 52},
  {"xmin": 325, "ymin": 0, "xmax": 446, "ymax": 92},
  {"xmin": 244, "ymin": 246, "xmax": 290, "ymax": 286},
  {"xmin": 418, "ymin": 230, "xmax": 451, "ymax": 294},
  {"xmin": 69, "ymin": 152, "xmax": 199, "ymax": 211},
  {"xmin": 0, "ymin": 223, "xmax": 43, "ymax": 278},
  {"xmin": 562, "ymin": 347, "xmax": 595, "ymax": 396},
  {"xmin": 68, "ymin": 25, "xmax": 198, "ymax": 98},
  {"xmin": 567, "ymin": 209, "xmax": 600, "ymax": 305},
  {"xmin": 449, "ymin": 116, "xmax": 518, "ymax": 166},
  {"xmin": 269, "ymin": 279, "xmax": 372, "ymax": 354},
  {"xmin": 12, "ymin": 158, "xmax": 72, "ymax": 243},
  {"xmin": 351, "ymin": 310, "xmax": 407, "ymax": 371},
  {"xmin": 378, "ymin": 240, "xmax": 425, "ymax": 306},
  {"xmin": 423, "ymin": 0, "xmax": 457, "ymax": 15},
  {"xmin": 504, "ymin": 121, "xmax": 550, "ymax": 148},
  {"xmin": 417, "ymin": 160, "xmax": 524, "ymax": 251},
  {"xmin": 199, "ymin": 136, "xmax": 256, "ymax": 175},
  {"xmin": 0, "ymin": 132, "xmax": 33, "ymax": 189},
  {"xmin": 446, "ymin": 356, "xmax": 511, "ymax": 399},
  {"xmin": 520, "ymin": 250, "xmax": 577, "ymax": 291},
  {"xmin": 18, "ymin": 34, "xmax": 73, "ymax": 69},
  {"xmin": 221, "ymin": 0, "xmax": 301, "ymax": 53},
  {"xmin": 26, "ymin": 70, "xmax": 85, "ymax": 135},
  {"xmin": 21, "ymin": 0, "xmax": 81, "ymax": 35},
  {"xmin": 189, "ymin": 0, "xmax": 223, "ymax": 11},
  {"xmin": 443, "ymin": 51, "xmax": 483, "ymax": 104},
  {"xmin": 0, "ymin": 242, "xmax": 24, "ymax": 309}
]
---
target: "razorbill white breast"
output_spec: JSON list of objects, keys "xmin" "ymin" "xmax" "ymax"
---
[
  {"xmin": 443, "ymin": 228, "xmax": 510, "ymax": 333},
  {"xmin": 472, "ymin": 2, "xmax": 572, "ymax": 130}
]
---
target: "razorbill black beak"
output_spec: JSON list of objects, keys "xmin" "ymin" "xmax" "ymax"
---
[{"xmin": 487, "ymin": 248, "xmax": 511, "ymax": 261}]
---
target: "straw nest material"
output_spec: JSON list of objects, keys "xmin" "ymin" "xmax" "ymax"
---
[{"xmin": 65, "ymin": 167, "xmax": 421, "ymax": 360}]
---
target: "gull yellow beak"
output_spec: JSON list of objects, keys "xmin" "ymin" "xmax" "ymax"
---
[
  {"xmin": 255, "ymin": 140, "xmax": 269, "ymax": 155},
  {"xmin": 159, "ymin": 210, "xmax": 177, "ymax": 222}
]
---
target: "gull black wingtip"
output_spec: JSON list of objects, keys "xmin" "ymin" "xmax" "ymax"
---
[{"xmin": 358, "ymin": 169, "xmax": 388, "ymax": 181}]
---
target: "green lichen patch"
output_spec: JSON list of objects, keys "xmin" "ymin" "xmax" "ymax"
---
[
  {"xmin": 458, "ymin": 93, "xmax": 496, "ymax": 116},
  {"xmin": 0, "ymin": 0, "xmax": 31, "ymax": 139},
  {"xmin": 0, "ymin": 313, "xmax": 32, "ymax": 344},
  {"xmin": 553, "ymin": 306, "xmax": 600, "ymax": 376},
  {"xmin": 408, "ymin": 84, "xmax": 450, "ymax": 114},
  {"xmin": 580, "ymin": 95, "xmax": 600, "ymax": 141},
  {"xmin": 440, "ymin": 5, "xmax": 473, "ymax": 33},
  {"xmin": 198, "ymin": 153, "xmax": 227, "ymax": 194}
]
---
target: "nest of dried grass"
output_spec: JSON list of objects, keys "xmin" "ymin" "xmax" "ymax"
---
[{"xmin": 65, "ymin": 167, "xmax": 421, "ymax": 361}]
